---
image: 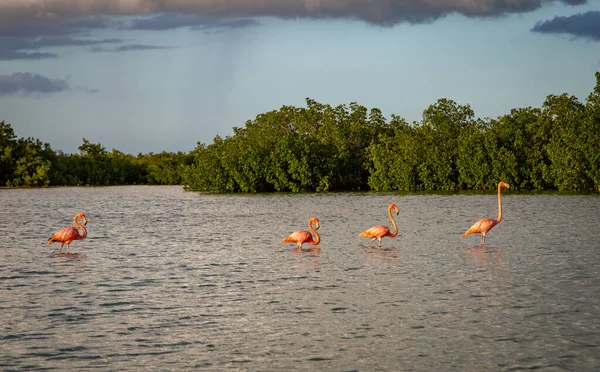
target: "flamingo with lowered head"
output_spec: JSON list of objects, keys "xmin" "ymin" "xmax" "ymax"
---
[
  {"xmin": 359, "ymin": 203, "xmax": 399, "ymax": 248},
  {"xmin": 281, "ymin": 217, "xmax": 320, "ymax": 250},
  {"xmin": 462, "ymin": 181, "xmax": 510, "ymax": 246},
  {"xmin": 48, "ymin": 213, "xmax": 88, "ymax": 254}
]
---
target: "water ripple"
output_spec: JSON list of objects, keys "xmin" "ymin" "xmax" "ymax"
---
[{"xmin": 0, "ymin": 187, "xmax": 599, "ymax": 370}]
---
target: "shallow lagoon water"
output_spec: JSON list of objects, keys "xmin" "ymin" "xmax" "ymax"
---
[{"xmin": 1, "ymin": 186, "xmax": 599, "ymax": 370}]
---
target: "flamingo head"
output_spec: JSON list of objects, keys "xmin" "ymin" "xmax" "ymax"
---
[
  {"xmin": 389, "ymin": 203, "xmax": 399, "ymax": 215},
  {"xmin": 499, "ymin": 181, "xmax": 510, "ymax": 189},
  {"xmin": 76, "ymin": 213, "xmax": 87, "ymax": 226},
  {"xmin": 310, "ymin": 217, "xmax": 320, "ymax": 230}
]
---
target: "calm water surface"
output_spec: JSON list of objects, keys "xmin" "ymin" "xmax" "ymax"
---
[{"xmin": 1, "ymin": 186, "xmax": 599, "ymax": 371}]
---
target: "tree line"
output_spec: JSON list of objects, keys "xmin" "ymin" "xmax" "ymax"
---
[
  {"xmin": 0, "ymin": 125, "xmax": 192, "ymax": 187},
  {"xmin": 184, "ymin": 72, "xmax": 600, "ymax": 192},
  {"xmin": 2, "ymin": 72, "xmax": 599, "ymax": 191}
]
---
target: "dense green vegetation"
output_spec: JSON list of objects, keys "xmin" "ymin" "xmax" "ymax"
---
[
  {"xmin": 2, "ymin": 72, "xmax": 599, "ymax": 191},
  {"xmin": 0, "ymin": 124, "xmax": 192, "ymax": 187},
  {"xmin": 183, "ymin": 99, "xmax": 383, "ymax": 192},
  {"xmin": 184, "ymin": 72, "xmax": 600, "ymax": 192}
]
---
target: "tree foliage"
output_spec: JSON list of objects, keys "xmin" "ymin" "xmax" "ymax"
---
[
  {"xmin": 2, "ymin": 72, "xmax": 600, "ymax": 192},
  {"xmin": 0, "ymin": 126, "xmax": 190, "ymax": 187},
  {"xmin": 184, "ymin": 72, "xmax": 600, "ymax": 192},
  {"xmin": 183, "ymin": 99, "xmax": 387, "ymax": 192}
]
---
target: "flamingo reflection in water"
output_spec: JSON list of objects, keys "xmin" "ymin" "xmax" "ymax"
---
[
  {"xmin": 360, "ymin": 246, "xmax": 400, "ymax": 266},
  {"xmin": 466, "ymin": 247, "xmax": 504, "ymax": 269},
  {"xmin": 464, "ymin": 246, "xmax": 507, "ymax": 286}
]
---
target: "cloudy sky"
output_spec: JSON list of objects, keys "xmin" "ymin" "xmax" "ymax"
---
[{"xmin": 1, "ymin": 1, "xmax": 599, "ymax": 154}]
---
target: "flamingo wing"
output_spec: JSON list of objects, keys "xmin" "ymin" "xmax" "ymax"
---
[
  {"xmin": 49, "ymin": 226, "xmax": 79, "ymax": 244},
  {"xmin": 281, "ymin": 230, "xmax": 312, "ymax": 244},
  {"xmin": 462, "ymin": 218, "xmax": 497, "ymax": 237},
  {"xmin": 359, "ymin": 225, "xmax": 390, "ymax": 239}
]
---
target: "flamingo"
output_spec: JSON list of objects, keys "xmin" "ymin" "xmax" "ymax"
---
[
  {"xmin": 359, "ymin": 203, "xmax": 399, "ymax": 248},
  {"xmin": 462, "ymin": 181, "xmax": 510, "ymax": 246},
  {"xmin": 281, "ymin": 217, "xmax": 320, "ymax": 249},
  {"xmin": 48, "ymin": 213, "xmax": 88, "ymax": 254}
]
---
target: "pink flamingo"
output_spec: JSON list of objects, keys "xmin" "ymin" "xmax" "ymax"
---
[
  {"xmin": 462, "ymin": 181, "xmax": 510, "ymax": 246},
  {"xmin": 281, "ymin": 217, "xmax": 320, "ymax": 249},
  {"xmin": 48, "ymin": 213, "xmax": 88, "ymax": 254},
  {"xmin": 359, "ymin": 203, "xmax": 399, "ymax": 248}
]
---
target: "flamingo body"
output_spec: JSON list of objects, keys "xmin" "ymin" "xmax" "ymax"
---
[
  {"xmin": 48, "ymin": 213, "xmax": 88, "ymax": 253},
  {"xmin": 462, "ymin": 181, "xmax": 509, "ymax": 246},
  {"xmin": 462, "ymin": 218, "xmax": 498, "ymax": 239},
  {"xmin": 281, "ymin": 217, "xmax": 320, "ymax": 249},
  {"xmin": 359, "ymin": 225, "xmax": 392, "ymax": 240},
  {"xmin": 281, "ymin": 230, "xmax": 316, "ymax": 246},
  {"xmin": 359, "ymin": 203, "xmax": 399, "ymax": 248}
]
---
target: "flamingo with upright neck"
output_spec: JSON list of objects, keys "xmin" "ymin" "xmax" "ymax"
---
[
  {"xmin": 462, "ymin": 181, "xmax": 510, "ymax": 246},
  {"xmin": 48, "ymin": 213, "xmax": 88, "ymax": 254},
  {"xmin": 359, "ymin": 203, "xmax": 399, "ymax": 248},
  {"xmin": 281, "ymin": 217, "xmax": 320, "ymax": 250}
]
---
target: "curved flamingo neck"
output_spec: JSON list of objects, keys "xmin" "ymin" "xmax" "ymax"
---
[
  {"xmin": 74, "ymin": 216, "xmax": 87, "ymax": 240},
  {"xmin": 496, "ymin": 183, "xmax": 503, "ymax": 223},
  {"xmin": 387, "ymin": 205, "xmax": 398, "ymax": 237},
  {"xmin": 309, "ymin": 220, "xmax": 320, "ymax": 245}
]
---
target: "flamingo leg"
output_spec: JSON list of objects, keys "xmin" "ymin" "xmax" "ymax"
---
[
  {"xmin": 59, "ymin": 243, "xmax": 64, "ymax": 253},
  {"xmin": 366, "ymin": 238, "xmax": 377, "ymax": 248},
  {"xmin": 378, "ymin": 238, "xmax": 383, "ymax": 248}
]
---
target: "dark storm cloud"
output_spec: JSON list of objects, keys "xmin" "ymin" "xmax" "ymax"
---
[
  {"xmin": 0, "ymin": 35, "xmax": 121, "ymax": 49},
  {"xmin": 531, "ymin": 10, "xmax": 600, "ymax": 41},
  {"xmin": 126, "ymin": 12, "xmax": 258, "ymax": 31},
  {"xmin": 0, "ymin": 72, "xmax": 98, "ymax": 97},
  {"xmin": 0, "ymin": 11, "xmax": 249, "ymax": 60},
  {"xmin": 0, "ymin": 0, "xmax": 587, "ymax": 27},
  {"xmin": 0, "ymin": 50, "xmax": 59, "ymax": 61},
  {"xmin": 0, "ymin": 17, "xmax": 122, "ymax": 60},
  {"xmin": 115, "ymin": 44, "xmax": 174, "ymax": 51},
  {"xmin": 0, "ymin": 72, "xmax": 69, "ymax": 96},
  {"xmin": 0, "ymin": 36, "xmax": 122, "ymax": 60},
  {"xmin": 91, "ymin": 44, "xmax": 176, "ymax": 52},
  {"xmin": 0, "ymin": 16, "xmax": 113, "ymax": 37},
  {"xmin": 0, "ymin": 0, "xmax": 588, "ymax": 61}
]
